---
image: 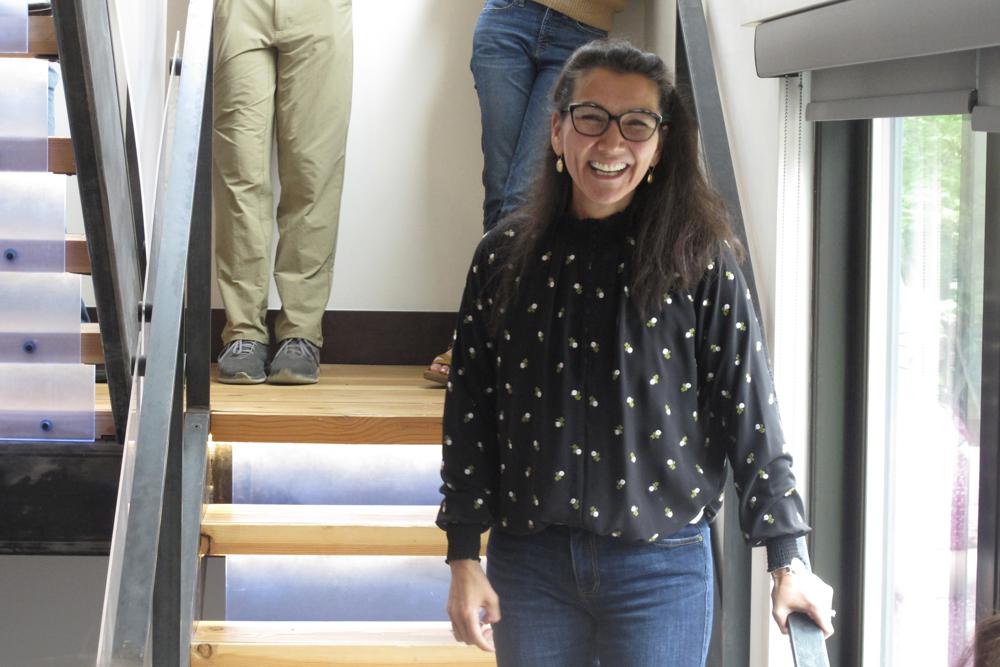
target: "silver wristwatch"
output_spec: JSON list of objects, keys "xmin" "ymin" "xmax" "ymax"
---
[{"xmin": 769, "ymin": 556, "xmax": 807, "ymax": 579}]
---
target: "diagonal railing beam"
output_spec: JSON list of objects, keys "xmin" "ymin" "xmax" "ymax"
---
[
  {"xmin": 674, "ymin": 5, "xmax": 753, "ymax": 666},
  {"xmin": 675, "ymin": 1, "xmax": 829, "ymax": 665},
  {"xmin": 676, "ymin": 0, "xmax": 760, "ymax": 315},
  {"xmin": 52, "ymin": 0, "xmax": 142, "ymax": 442}
]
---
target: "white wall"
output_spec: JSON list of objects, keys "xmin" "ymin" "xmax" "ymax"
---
[
  {"xmin": 740, "ymin": 0, "xmax": 840, "ymax": 24},
  {"xmin": 79, "ymin": 0, "xmax": 650, "ymax": 313},
  {"xmin": 70, "ymin": 1, "xmax": 784, "ymax": 326},
  {"xmin": 245, "ymin": 0, "xmax": 649, "ymax": 313},
  {"xmin": 323, "ymin": 0, "xmax": 485, "ymax": 312},
  {"xmin": 0, "ymin": 555, "xmax": 226, "ymax": 666}
]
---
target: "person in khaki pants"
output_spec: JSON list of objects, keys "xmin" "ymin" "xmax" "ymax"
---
[{"xmin": 214, "ymin": 0, "xmax": 353, "ymax": 384}]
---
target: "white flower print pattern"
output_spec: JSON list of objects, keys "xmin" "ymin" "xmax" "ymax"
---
[{"xmin": 437, "ymin": 213, "xmax": 808, "ymax": 564}]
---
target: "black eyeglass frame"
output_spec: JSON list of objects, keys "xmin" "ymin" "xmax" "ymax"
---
[{"xmin": 562, "ymin": 102, "xmax": 668, "ymax": 142}]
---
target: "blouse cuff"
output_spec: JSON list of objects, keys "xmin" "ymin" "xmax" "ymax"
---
[
  {"xmin": 765, "ymin": 536, "xmax": 804, "ymax": 571},
  {"xmin": 445, "ymin": 524, "xmax": 483, "ymax": 563}
]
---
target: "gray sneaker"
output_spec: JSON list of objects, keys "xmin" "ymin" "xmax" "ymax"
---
[
  {"xmin": 268, "ymin": 337, "xmax": 321, "ymax": 384},
  {"xmin": 218, "ymin": 339, "xmax": 269, "ymax": 384}
]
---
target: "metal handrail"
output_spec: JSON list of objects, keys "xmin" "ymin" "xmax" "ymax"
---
[{"xmin": 94, "ymin": 0, "xmax": 213, "ymax": 663}]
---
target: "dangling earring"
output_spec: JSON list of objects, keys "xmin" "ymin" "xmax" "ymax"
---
[
  {"xmin": 646, "ymin": 166, "xmax": 655, "ymax": 184},
  {"xmin": 556, "ymin": 156, "xmax": 565, "ymax": 174}
]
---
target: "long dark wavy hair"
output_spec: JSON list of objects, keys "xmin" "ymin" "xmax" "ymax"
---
[{"xmin": 491, "ymin": 39, "xmax": 741, "ymax": 329}]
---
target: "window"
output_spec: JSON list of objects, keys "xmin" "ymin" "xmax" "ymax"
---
[{"xmin": 865, "ymin": 116, "xmax": 987, "ymax": 666}]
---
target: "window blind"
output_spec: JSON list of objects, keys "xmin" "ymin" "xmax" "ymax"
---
[{"xmin": 754, "ymin": 0, "xmax": 1000, "ymax": 130}]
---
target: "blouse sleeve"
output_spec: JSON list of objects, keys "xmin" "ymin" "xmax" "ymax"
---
[
  {"xmin": 694, "ymin": 249, "xmax": 810, "ymax": 548},
  {"xmin": 435, "ymin": 239, "xmax": 501, "ymax": 562}
]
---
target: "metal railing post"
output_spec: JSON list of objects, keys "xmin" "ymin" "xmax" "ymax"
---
[
  {"xmin": 152, "ymin": 345, "xmax": 185, "ymax": 665},
  {"xmin": 186, "ymin": 37, "xmax": 213, "ymax": 412}
]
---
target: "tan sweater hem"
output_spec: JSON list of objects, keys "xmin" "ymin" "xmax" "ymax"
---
[{"xmin": 534, "ymin": 0, "xmax": 628, "ymax": 32}]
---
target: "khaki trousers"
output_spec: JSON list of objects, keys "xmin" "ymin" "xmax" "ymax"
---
[{"xmin": 213, "ymin": 0, "xmax": 353, "ymax": 347}]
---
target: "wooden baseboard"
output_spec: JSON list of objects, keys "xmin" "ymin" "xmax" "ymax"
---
[
  {"xmin": 87, "ymin": 308, "xmax": 456, "ymax": 365},
  {"xmin": 210, "ymin": 310, "xmax": 456, "ymax": 365}
]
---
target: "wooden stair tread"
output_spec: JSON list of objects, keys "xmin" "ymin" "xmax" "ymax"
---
[
  {"xmin": 96, "ymin": 365, "xmax": 445, "ymax": 444},
  {"xmin": 49, "ymin": 137, "xmax": 75, "ymax": 175},
  {"xmin": 1, "ymin": 16, "xmax": 57, "ymax": 58},
  {"xmin": 94, "ymin": 382, "xmax": 115, "ymax": 439},
  {"xmin": 206, "ymin": 504, "xmax": 440, "ymax": 527},
  {"xmin": 201, "ymin": 504, "xmax": 474, "ymax": 556},
  {"xmin": 81, "ymin": 322, "xmax": 102, "ymax": 364},
  {"xmin": 210, "ymin": 364, "xmax": 444, "ymax": 444},
  {"xmin": 192, "ymin": 621, "xmax": 496, "ymax": 665},
  {"xmin": 66, "ymin": 234, "xmax": 90, "ymax": 274}
]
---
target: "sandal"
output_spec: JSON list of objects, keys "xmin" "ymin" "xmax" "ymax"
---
[{"xmin": 423, "ymin": 346, "xmax": 452, "ymax": 385}]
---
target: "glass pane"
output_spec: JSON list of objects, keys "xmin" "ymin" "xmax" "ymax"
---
[
  {"xmin": 0, "ymin": 173, "xmax": 66, "ymax": 272},
  {"xmin": 0, "ymin": 362, "xmax": 95, "ymax": 441},
  {"xmin": 0, "ymin": 0, "xmax": 27, "ymax": 53},
  {"xmin": 0, "ymin": 59, "xmax": 48, "ymax": 170},
  {"xmin": 867, "ymin": 116, "xmax": 986, "ymax": 666}
]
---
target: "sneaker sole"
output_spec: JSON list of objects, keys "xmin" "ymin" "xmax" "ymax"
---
[
  {"xmin": 267, "ymin": 368, "xmax": 319, "ymax": 385},
  {"xmin": 218, "ymin": 372, "xmax": 267, "ymax": 385}
]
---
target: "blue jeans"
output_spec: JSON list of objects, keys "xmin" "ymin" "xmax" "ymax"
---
[
  {"xmin": 471, "ymin": 0, "xmax": 607, "ymax": 231},
  {"xmin": 48, "ymin": 63, "xmax": 59, "ymax": 135},
  {"xmin": 486, "ymin": 520, "xmax": 714, "ymax": 667}
]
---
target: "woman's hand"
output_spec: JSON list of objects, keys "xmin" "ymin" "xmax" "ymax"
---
[
  {"xmin": 771, "ymin": 568, "xmax": 835, "ymax": 639},
  {"xmin": 447, "ymin": 559, "xmax": 502, "ymax": 651}
]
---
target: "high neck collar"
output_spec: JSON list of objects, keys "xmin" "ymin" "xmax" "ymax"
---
[{"xmin": 557, "ymin": 206, "xmax": 635, "ymax": 239}]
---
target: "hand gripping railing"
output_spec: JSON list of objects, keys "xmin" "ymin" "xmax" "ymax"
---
[{"xmin": 93, "ymin": 0, "xmax": 213, "ymax": 663}]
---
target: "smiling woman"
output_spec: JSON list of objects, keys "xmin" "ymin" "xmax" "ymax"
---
[
  {"xmin": 551, "ymin": 69, "xmax": 663, "ymax": 220},
  {"xmin": 436, "ymin": 39, "xmax": 836, "ymax": 667}
]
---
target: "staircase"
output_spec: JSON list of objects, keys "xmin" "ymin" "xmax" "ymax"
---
[
  {"xmin": 15, "ymin": 0, "xmax": 491, "ymax": 661},
  {"xmin": 178, "ymin": 367, "xmax": 494, "ymax": 665},
  {"xmin": 0, "ymin": 5, "xmax": 100, "ymax": 445},
  {"xmin": 94, "ymin": 365, "xmax": 494, "ymax": 664}
]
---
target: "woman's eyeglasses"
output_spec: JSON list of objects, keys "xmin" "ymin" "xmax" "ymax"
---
[{"xmin": 564, "ymin": 102, "xmax": 666, "ymax": 142}]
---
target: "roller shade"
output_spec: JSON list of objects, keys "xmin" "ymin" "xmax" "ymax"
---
[
  {"xmin": 754, "ymin": 0, "xmax": 1000, "ymax": 130},
  {"xmin": 974, "ymin": 48, "xmax": 1000, "ymax": 131}
]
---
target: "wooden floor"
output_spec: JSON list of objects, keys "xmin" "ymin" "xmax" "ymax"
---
[{"xmin": 96, "ymin": 365, "xmax": 445, "ymax": 443}]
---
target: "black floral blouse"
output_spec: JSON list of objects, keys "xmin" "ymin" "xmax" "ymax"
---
[{"xmin": 436, "ymin": 209, "xmax": 809, "ymax": 566}]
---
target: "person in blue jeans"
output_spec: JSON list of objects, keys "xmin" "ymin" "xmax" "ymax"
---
[
  {"xmin": 437, "ymin": 40, "xmax": 835, "ymax": 665},
  {"xmin": 425, "ymin": 0, "xmax": 625, "ymax": 385}
]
